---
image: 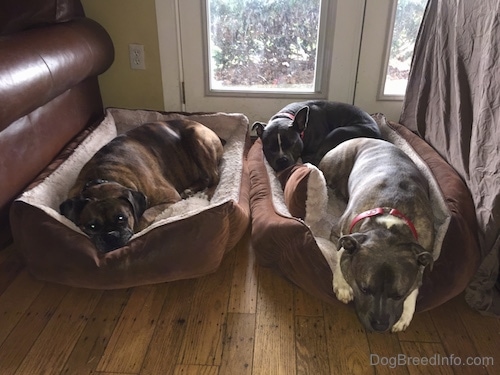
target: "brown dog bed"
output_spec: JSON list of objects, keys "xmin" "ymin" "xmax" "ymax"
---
[
  {"xmin": 10, "ymin": 108, "xmax": 251, "ymax": 289},
  {"xmin": 249, "ymin": 114, "xmax": 481, "ymax": 311}
]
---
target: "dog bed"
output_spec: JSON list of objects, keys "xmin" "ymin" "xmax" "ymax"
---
[
  {"xmin": 249, "ymin": 114, "xmax": 481, "ymax": 311},
  {"xmin": 10, "ymin": 108, "xmax": 251, "ymax": 289}
]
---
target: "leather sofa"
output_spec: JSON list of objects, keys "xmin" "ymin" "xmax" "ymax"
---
[{"xmin": 0, "ymin": 0, "xmax": 114, "ymax": 248}]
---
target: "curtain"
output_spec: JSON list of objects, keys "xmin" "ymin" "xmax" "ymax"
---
[{"xmin": 400, "ymin": 0, "xmax": 500, "ymax": 316}]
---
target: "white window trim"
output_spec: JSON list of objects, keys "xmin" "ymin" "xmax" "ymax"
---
[
  {"xmin": 378, "ymin": 0, "xmax": 407, "ymax": 101},
  {"xmin": 200, "ymin": 0, "xmax": 336, "ymax": 99}
]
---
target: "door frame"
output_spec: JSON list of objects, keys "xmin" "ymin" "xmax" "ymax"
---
[{"xmin": 155, "ymin": 0, "xmax": 404, "ymax": 122}]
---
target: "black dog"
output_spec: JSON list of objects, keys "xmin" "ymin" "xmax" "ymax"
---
[{"xmin": 252, "ymin": 100, "xmax": 382, "ymax": 171}]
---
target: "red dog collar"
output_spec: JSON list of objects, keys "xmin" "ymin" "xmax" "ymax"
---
[
  {"xmin": 349, "ymin": 207, "xmax": 419, "ymax": 241},
  {"xmin": 275, "ymin": 112, "xmax": 295, "ymax": 121}
]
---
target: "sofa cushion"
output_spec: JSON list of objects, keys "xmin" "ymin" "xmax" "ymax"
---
[{"xmin": 0, "ymin": 0, "xmax": 84, "ymax": 35}]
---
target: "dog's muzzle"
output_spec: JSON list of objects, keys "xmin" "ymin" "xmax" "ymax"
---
[
  {"xmin": 95, "ymin": 230, "xmax": 131, "ymax": 252},
  {"xmin": 275, "ymin": 156, "xmax": 291, "ymax": 171}
]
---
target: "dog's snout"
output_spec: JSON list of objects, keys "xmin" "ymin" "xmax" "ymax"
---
[
  {"xmin": 370, "ymin": 316, "xmax": 390, "ymax": 332},
  {"xmin": 276, "ymin": 156, "xmax": 290, "ymax": 170},
  {"xmin": 106, "ymin": 230, "xmax": 121, "ymax": 239},
  {"xmin": 370, "ymin": 314, "xmax": 391, "ymax": 332},
  {"xmin": 95, "ymin": 230, "xmax": 129, "ymax": 253}
]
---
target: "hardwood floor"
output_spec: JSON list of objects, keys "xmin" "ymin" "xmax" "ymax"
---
[{"xmin": 0, "ymin": 230, "xmax": 498, "ymax": 375}]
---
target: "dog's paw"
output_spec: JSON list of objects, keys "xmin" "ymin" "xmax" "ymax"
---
[
  {"xmin": 391, "ymin": 289, "xmax": 418, "ymax": 332},
  {"xmin": 333, "ymin": 275, "xmax": 354, "ymax": 304},
  {"xmin": 391, "ymin": 314, "xmax": 412, "ymax": 332},
  {"xmin": 181, "ymin": 189, "xmax": 195, "ymax": 199}
]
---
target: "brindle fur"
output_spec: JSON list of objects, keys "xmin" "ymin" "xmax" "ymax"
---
[
  {"xmin": 60, "ymin": 120, "xmax": 223, "ymax": 252},
  {"xmin": 319, "ymin": 138, "xmax": 434, "ymax": 332}
]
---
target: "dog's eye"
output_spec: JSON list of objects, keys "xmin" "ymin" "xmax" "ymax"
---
[
  {"xmin": 359, "ymin": 286, "xmax": 371, "ymax": 295},
  {"xmin": 115, "ymin": 215, "xmax": 127, "ymax": 224},
  {"xmin": 85, "ymin": 222, "xmax": 100, "ymax": 232},
  {"xmin": 391, "ymin": 294, "xmax": 404, "ymax": 301}
]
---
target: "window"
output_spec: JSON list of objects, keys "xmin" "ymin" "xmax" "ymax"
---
[
  {"xmin": 204, "ymin": 0, "xmax": 333, "ymax": 96},
  {"xmin": 382, "ymin": 0, "xmax": 427, "ymax": 97}
]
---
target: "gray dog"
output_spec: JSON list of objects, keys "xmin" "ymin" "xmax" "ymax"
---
[{"xmin": 319, "ymin": 138, "xmax": 434, "ymax": 332}]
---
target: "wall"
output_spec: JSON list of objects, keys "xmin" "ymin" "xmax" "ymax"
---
[{"xmin": 82, "ymin": 0, "xmax": 165, "ymax": 110}]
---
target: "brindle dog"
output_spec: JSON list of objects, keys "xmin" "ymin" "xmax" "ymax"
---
[{"xmin": 60, "ymin": 119, "xmax": 223, "ymax": 252}]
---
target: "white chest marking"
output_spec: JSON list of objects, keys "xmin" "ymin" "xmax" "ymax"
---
[
  {"xmin": 277, "ymin": 132, "xmax": 284, "ymax": 155},
  {"xmin": 376, "ymin": 215, "xmax": 406, "ymax": 229}
]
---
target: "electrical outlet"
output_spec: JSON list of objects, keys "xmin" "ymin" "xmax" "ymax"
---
[{"xmin": 129, "ymin": 44, "xmax": 146, "ymax": 70}]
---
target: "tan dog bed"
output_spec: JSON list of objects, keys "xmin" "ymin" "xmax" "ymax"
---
[
  {"xmin": 249, "ymin": 114, "xmax": 481, "ymax": 311},
  {"xmin": 10, "ymin": 108, "xmax": 250, "ymax": 289}
]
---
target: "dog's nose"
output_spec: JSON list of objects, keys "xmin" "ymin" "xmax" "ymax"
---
[
  {"xmin": 276, "ymin": 156, "xmax": 290, "ymax": 170},
  {"xmin": 370, "ymin": 319, "xmax": 390, "ymax": 332},
  {"xmin": 97, "ymin": 231, "xmax": 127, "ymax": 253},
  {"xmin": 105, "ymin": 231, "xmax": 121, "ymax": 239}
]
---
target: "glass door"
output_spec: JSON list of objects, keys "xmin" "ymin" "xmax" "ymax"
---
[
  {"xmin": 158, "ymin": 0, "xmax": 366, "ymax": 123},
  {"xmin": 156, "ymin": 0, "xmax": 426, "ymax": 123}
]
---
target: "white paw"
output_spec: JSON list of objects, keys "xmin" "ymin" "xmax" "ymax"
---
[
  {"xmin": 333, "ymin": 274, "xmax": 354, "ymax": 304},
  {"xmin": 391, "ymin": 314, "xmax": 412, "ymax": 332},
  {"xmin": 391, "ymin": 289, "xmax": 418, "ymax": 332}
]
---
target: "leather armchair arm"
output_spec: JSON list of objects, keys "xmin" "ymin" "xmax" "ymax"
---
[{"xmin": 0, "ymin": 18, "xmax": 114, "ymax": 131}]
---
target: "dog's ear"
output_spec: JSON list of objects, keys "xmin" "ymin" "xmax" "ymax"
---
[
  {"xmin": 251, "ymin": 122, "xmax": 266, "ymax": 138},
  {"xmin": 59, "ymin": 197, "xmax": 90, "ymax": 223},
  {"xmin": 123, "ymin": 189, "xmax": 147, "ymax": 221},
  {"xmin": 416, "ymin": 251, "xmax": 434, "ymax": 270},
  {"xmin": 292, "ymin": 106, "xmax": 310, "ymax": 133},
  {"xmin": 338, "ymin": 234, "xmax": 367, "ymax": 254}
]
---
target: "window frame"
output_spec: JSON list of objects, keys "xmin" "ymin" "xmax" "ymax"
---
[
  {"xmin": 378, "ymin": 0, "xmax": 427, "ymax": 101},
  {"xmin": 200, "ymin": 0, "xmax": 336, "ymax": 99},
  {"xmin": 378, "ymin": 0, "xmax": 404, "ymax": 101}
]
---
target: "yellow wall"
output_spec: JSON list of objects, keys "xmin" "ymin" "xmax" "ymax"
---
[{"xmin": 81, "ymin": 0, "xmax": 164, "ymax": 110}]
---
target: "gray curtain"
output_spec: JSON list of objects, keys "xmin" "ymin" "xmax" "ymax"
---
[{"xmin": 400, "ymin": 0, "xmax": 500, "ymax": 316}]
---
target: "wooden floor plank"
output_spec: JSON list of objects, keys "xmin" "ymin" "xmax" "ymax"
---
[
  {"xmin": 295, "ymin": 316, "xmax": 331, "ymax": 375},
  {"xmin": 0, "ymin": 246, "xmax": 25, "ymax": 295},
  {"xmin": 0, "ymin": 270, "xmax": 44, "ymax": 346},
  {"xmin": 140, "ymin": 279, "xmax": 197, "ymax": 375},
  {"xmin": 1, "ymin": 238, "xmax": 499, "ymax": 375},
  {"xmin": 294, "ymin": 286, "xmax": 324, "ymax": 317},
  {"xmin": 177, "ymin": 250, "xmax": 236, "ymax": 366},
  {"xmin": 323, "ymin": 301, "xmax": 375, "ymax": 375},
  {"xmin": 399, "ymin": 341, "xmax": 454, "ymax": 375},
  {"xmin": 14, "ymin": 287, "xmax": 102, "ymax": 375},
  {"xmin": 60, "ymin": 288, "xmax": 133, "ymax": 375},
  {"xmin": 456, "ymin": 295, "xmax": 500, "ymax": 375},
  {"xmin": 253, "ymin": 267, "xmax": 296, "ymax": 375},
  {"xmin": 0, "ymin": 282, "xmax": 69, "ymax": 375},
  {"xmin": 228, "ymin": 234, "xmax": 258, "ymax": 314},
  {"xmin": 397, "ymin": 311, "xmax": 440, "ymax": 343},
  {"xmin": 366, "ymin": 331, "xmax": 409, "ymax": 375},
  {"xmin": 173, "ymin": 364, "xmax": 219, "ymax": 375},
  {"xmin": 96, "ymin": 284, "xmax": 169, "ymax": 374},
  {"xmin": 431, "ymin": 295, "xmax": 489, "ymax": 375},
  {"xmin": 219, "ymin": 312, "xmax": 255, "ymax": 375}
]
